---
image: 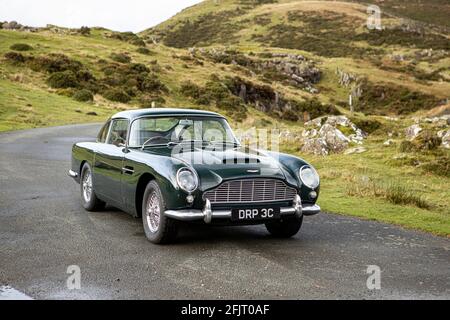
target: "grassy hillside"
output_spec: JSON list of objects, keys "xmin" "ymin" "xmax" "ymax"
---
[{"xmin": 0, "ymin": 0, "xmax": 449, "ymax": 236}]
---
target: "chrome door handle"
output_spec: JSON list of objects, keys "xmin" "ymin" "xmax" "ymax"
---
[{"xmin": 122, "ymin": 167, "xmax": 135, "ymax": 174}]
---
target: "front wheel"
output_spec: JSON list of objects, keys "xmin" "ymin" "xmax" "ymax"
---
[
  {"xmin": 142, "ymin": 181, "xmax": 178, "ymax": 244},
  {"xmin": 265, "ymin": 216, "xmax": 303, "ymax": 238}
]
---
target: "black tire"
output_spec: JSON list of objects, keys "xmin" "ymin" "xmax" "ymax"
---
[
  {"xmin": 80, "ymin": 162, "xmax": 105, "ymax": 212},
  {"xmin": 142, "ymin": 181, "xmax": 178, "ymax": 244},
  {"xmin": 265, "ymin": 216, "xmax": 303, "ymax": 238}
]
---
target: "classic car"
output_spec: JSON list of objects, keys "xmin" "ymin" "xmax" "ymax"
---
[{"xmin": 69, "ymin": 108, "xmax": 321, "ymax": 244}]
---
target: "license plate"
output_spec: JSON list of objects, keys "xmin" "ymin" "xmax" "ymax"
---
[{"xmin": 231, "ymin": 207, "xmax": 281, "ymax": 222}]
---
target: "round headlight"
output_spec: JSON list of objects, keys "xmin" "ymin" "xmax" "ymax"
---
[
  {"xmin": 299, "ymin": 166, "xmax": 320, "ymax": 189},
  {"xmin": 177, "ymin": 168, "xmax": 199, "ymax": 193}
]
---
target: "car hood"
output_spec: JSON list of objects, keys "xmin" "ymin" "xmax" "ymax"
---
[{"xmin": 145, "ymin": 145, "xmax": 294, "ymax": 191}]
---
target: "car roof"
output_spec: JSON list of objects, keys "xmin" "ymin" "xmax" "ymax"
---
[{"xmin": 111, "ymin": 108, "xmax": 225, "ymax": 120}]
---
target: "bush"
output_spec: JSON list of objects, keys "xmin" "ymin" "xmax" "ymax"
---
[
  {"xmin": 110, "ymin": 32, "xmax": 145, "ymax": 46},
  {"xmin": 384, "ymin": 184, "xmax": 430, "ymax": 209},
  {"xmin": 136, "ymin": 47, "xmax": 151, "ymax": 55},
  {"xmin": 4, "ymin": 51, "xmax": 25, "ymax": 64},
  {"xmin": 413, "ymin": 130, "xmax": 442, "ymax": 151},
  {"xmin": 180, "ymin": 81, "xmax": 203, "ymax": 99},
  {"xmin": 103, "ymin": 88, "xmax": 131, "ymax": 103},
  {"xmin": 47, "ymin": 71, "xmax": 79, "ymax": 88},
  {"xmin": 10, "ymin": 43, "xmax": 33, "ymax": 51},
  {"xmin": 350, "ymin": 117, "xmax": 382, "ymax": 134},
  {"xmin": 73, "ymin": 89, "xmax": 94, "ymax": 102},
  {"xmin": 78, "ymin": 26, "xmax": 91, "ymax": 36},
  {"xmin": 422, "ymin": 155, "xmax": 450, "ymax": 177},
  {"xmin": 28, "ymin": 53, "xmax": 83, "ymax": 73},
  {"xmin": 281, "ymin": 109, "xmax": 299, "ymax": 122},
  {"xmin": 399, "ymin": 140, "xmax": 416, "ymax": 153},
  {"xmin": 140, "ymin": 77, "xmax": 168, "ymax": 93},
  {"xmin": 110, "ymin": 53, "xmax": 131, "ymax": 64},
  {"xmin": 346, "ymin": 176, "xmax": 431, "ymax": 209}
]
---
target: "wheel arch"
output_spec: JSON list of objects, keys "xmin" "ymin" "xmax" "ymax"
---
[{"xmin": 135, "ymin": 173, "xmax": 156, "ymax": 217}]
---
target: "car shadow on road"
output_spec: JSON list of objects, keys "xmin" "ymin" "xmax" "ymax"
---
[{"xmin": 99, "ymin": 205, "xmax": 303, "ymax": 245}]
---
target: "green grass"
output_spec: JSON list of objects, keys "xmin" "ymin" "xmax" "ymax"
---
[
  {"xmin": 0, "ymin": 78, "xmax": 111, "ymax": 131},
  {"xmin": 282, "ymin": 136, "xmax": 450, "ymax": 236}
]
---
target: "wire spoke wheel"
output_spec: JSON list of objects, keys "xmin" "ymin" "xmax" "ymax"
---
[
  {"xmin": 82, "ymin": 168, "xmax": 93, "ymax": 203},
  {"xmin": 146, "ymin": 192, "xmax": 161, "ymax": 233}
]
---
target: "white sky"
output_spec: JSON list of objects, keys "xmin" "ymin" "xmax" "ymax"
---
[{"xmin": 0, "ymin": 0, "xmax": 203, "ymax": 32}]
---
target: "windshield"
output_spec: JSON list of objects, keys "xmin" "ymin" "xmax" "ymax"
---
[{"xmin": 128, "ymin": 116, "xmax": 239, "ymax": 148}]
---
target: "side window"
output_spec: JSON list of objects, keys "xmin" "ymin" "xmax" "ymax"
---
[
  {"xmin": 107, "ymin": 119, "xmax": 129, "ymax": 147},
  {"xmin": 97, "ymin": 121, "xmax": 111, "ymax": 143}
]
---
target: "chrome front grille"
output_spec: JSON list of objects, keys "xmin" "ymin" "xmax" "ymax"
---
[{"xmin": 204, "ymin": 179, "xmax": 297, "ymax": 204}]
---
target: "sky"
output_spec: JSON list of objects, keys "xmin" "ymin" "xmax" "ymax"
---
[{"xmin": 0, "ymin": 0, "xmax": 203, "ymax": 32}]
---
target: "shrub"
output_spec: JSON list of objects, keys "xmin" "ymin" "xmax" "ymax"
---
[
  {"xmin": 357, "ymin": 80, "xmax": 440, "ymax": 115},
  {"xmin": 78, "ymin": 26, "xmax": 91, "ymax": 36},
  {"xmin": 399, "ymin": 140, "xmax": 416, "ymax": 153},
  {"xmin": 281, "ymin": 109, "xmax": 299, "ymax": 122},
  {"xmin": 47, "ymin": 71, "xmax": 79, "ymax": 88},
  {"xmin": 130, "ymin": 63, "xmax": 150, "ymax": 73},
  {"xmin": 346, "ymin": 176, "xmax": 431, "ymax": 209},
  {"xmin": 28, "ymin": 53, "xmax": 83, "ymax": 73},
  {"xmin": 136, "ymin": 47, "xmax": 151, "ymax": 55},
  {"xmin": 4, "ymin": 51, "xmax": 25, "ymax": 64},
  {"xmin": 384, "ymin": 184, "xmax": 430, "ymax": 209},
  {"xmin": 140, "ymin": 77, "xmax": 168, "ymax": 93},
  {"xmin": 413, "ymin": 130, "xmax": 442, "ymax": 151},
  {"xmin": 10, "ymin": 43, "xmax": 33, "ymax": 51},
  {"xmin": 422, "ymin": 155, "xmax": 450, "ymax": 177},
  {"xmin": 110, "ymin": 32, "xmax": 145, "ymax": 46},
  {"xmin": 350, "ymin": 117, "xmax": 382, "ymax": 134},
  {"xmin": 110, "ymin": 53, "xmax": 131, "ymax": 64},
  {"xmin": 160, "ymin": 10, "xmax": 244, "ymax": 48},
  {"xmin": 103, "ymin": 88, "xmax": 131, "ymax": 103},
  {"xmin": 73, "ymin": 89, "xmax": 94, "ymax": 102},
  {"xmin": 180, "ymin": 81, "xmax": 203, "ymax": 100}
]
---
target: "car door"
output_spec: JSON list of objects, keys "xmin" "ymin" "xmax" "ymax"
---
[{"xmin": 93, "ymin": 118, "xmax": 129, "ymax": 206}]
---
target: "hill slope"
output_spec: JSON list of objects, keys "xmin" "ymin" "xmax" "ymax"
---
[{"xmin": 0, "ymin": 0, "xmax": 449, "ymax": 235}]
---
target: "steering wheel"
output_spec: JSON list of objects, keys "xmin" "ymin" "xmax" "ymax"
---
[{"xmin": 141, "ymin": 136, "xmax": 170, "ymax": 149}]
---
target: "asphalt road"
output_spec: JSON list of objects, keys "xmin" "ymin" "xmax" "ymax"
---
[{"xmin": 0, "ymin": 124, "xmax": 449, "ymax": 300}]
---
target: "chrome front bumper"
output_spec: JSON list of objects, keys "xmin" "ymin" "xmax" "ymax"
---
[
  {"xmin": 68, "ymin": 170, "xmax": 78, "ymax": 178},
  {"xmin": 165, "ymin": 195, "xmax": 321, "ymax": 224}
]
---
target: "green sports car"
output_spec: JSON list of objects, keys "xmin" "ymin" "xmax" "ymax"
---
[{"xmin": 69, "ymin": 108, "xmax": 321, "ymax": 244}]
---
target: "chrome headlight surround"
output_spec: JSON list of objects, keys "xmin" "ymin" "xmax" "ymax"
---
[
  {"xmin": 176, "ymin": 167, "xmax": 199, "ymax": 194},
  {"xmin": 299, "ymin": 166, "xmax": 320, "ymax": 189}
]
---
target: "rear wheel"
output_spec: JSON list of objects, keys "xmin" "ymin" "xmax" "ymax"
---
[
  {"xmin": 80, "ymin": 163, "xmax": 105, "ymax": 211},
  {"xmin": 265, "ymin": 216, "xmax": 303, "ymax": 238},
  {"xmin": 142, "ymin": 181, "xmax": 178, "ymax": 244}
]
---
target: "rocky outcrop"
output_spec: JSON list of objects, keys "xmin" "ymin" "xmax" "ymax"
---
[
  {"xmin": 301, "ymin": 138, "xmax": 329, "ymax": 156},
  {"xmin": 2, "ymin": 21, "xmax": 22, "ymax": 30},
  {"xmin": 405, "ymin": 124, "xmax": 422, "ymax": 140},
  {"xmin": 301, "ymin": 116, "xmax": 367, "ymax": 156},
  {"xmin": 194, "ymin": 48, "xmax": 321, "ymax": 93},
  {"xmin": 336, "ymin": 68, "xmax": 358, "ymax": 87},
  {"xmin": 438, "ymin": 130, "xmax": 450, "ymax": 149}
]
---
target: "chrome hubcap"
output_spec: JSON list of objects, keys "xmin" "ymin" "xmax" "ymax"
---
[
  {"xmin": 146, "ymin": 192, "xmax": 160, "ymax": 233},
  {"xmin": 82, "ymin": 169, "xmax": 93, "ymax": 202}
]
